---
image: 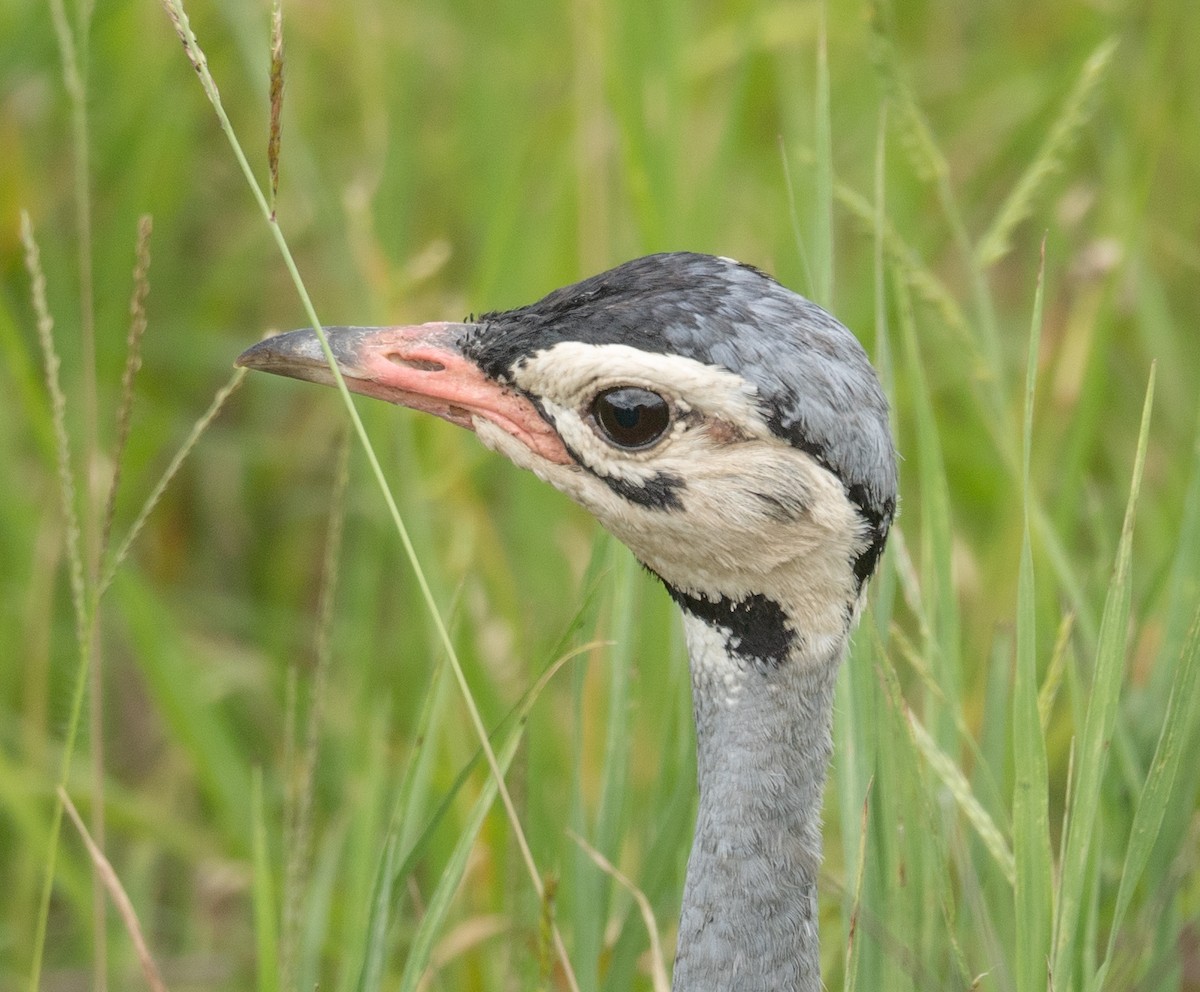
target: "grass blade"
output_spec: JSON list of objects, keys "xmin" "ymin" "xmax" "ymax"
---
[
  {"xmin": 1094, "ymin": 604, "xmax": 1200, "ymax": 988},
  {"xmin": 573, "ymin": 545, "xmax": 637, "ymax": 990},
  {"xmin": 866, "ymin": 0, "xmax": 948, "ymax": 186},
  {"xmin": 895, "ymin": 269, "xmax": 961, "ymax": 749},
  {"xmin": 1013, "ymin": 245, "xmax": 1053, "ymax": 992},
  {"xmin": 354, "ymin": 835, "xmax": 400, "ymax": 992},
  {"xmin": 1038, "ymin": 612, "xmax": 1075, "ymax": 732},
  {"xmin": 395, "ymin": 712, "xmax": 527, "ymax": 992},
  {"xmin": 842, "ymin": 778, "xmax": 873, "ymax": 992},
  {"xmin": 812, "ymin": 0, "xmax": 833, "ymax": 307},
  {"xmin": 252, "ymin": 768, "xmax": 280, "ymax": 992},
  {"xmin": 1052, "ymin": 364, "xmax": 1157, "ymax": 984},
  {"xmin": 371, "ymin": 643, "xmax": 585, "ymax": 990},
  {"xmin": 869, "ymin": 0, "xmax": 1004, "ymax": 402}
]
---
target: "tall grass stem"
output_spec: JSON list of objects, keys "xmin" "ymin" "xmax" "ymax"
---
[
  {"xmin": 157, "ymin": 1, "xmax": 579, "ymax": 984},
  {"xmin": 22, "ymin": 211, "xmax": 93, "ymax": 992}
]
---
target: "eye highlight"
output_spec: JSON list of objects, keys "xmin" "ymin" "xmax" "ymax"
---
[{"xmin": 591, "ymin": 387, "xmax": 671, "ymax": 449}]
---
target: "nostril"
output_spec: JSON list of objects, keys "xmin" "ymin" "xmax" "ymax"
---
[{"xmin": 387, "ymin": 354, "xmax": 445, "ymax": 372}]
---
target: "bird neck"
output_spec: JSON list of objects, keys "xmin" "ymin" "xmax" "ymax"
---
[{"xmin": 671, "ymin": 611, "xmax": 843, "ymax": 992}]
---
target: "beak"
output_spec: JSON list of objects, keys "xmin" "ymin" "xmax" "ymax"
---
[{"xmin": 236, "ymin": 322, "xmax": 571, "ymax": 465}]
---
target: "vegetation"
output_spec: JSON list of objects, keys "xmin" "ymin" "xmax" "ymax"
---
[{"xmin": 1, "ymin": 0, "xmax": 1197, "ymax": 989}]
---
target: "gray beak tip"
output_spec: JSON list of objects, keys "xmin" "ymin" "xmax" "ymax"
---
[{"xmin": 235, "ymin": 328, "xmax": 329, "ymax": 374}]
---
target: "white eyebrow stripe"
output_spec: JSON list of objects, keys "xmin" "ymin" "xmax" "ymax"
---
[{"xmin": 510, "ymin": 341, "xmax": 772, "ymax": 435}]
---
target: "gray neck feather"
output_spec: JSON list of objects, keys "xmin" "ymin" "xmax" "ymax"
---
[{"xmin": 671, "ymin": 613, "xmax": 842, "ymax": 992}]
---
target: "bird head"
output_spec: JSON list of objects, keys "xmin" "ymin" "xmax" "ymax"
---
[{"xmin": 238, "ymin": 253, "xmax": 896, "ymax": 667}]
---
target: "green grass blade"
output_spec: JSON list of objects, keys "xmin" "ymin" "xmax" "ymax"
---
[
  {"xmin": 872, "ymin": 645, "xmax": 936, "ymax": 992},
  {"xmin": 391, "ymin": 636, "xmax": 597, "ymax": 891},
  {"xmin": 896, "ymin": 271, "xmax": 961, "ymax": 749},
  {"xmin": 569, "ymin": 831, "xmax": 670, "ymax": 992},
  {"xmin": 1052, "ymin": 365, "xmax": 1157, "ymax": 985},
  {"xmin": 831, "ymin": 162, "xmax": 1097, "ymax": 654},
  {"xmin": 252, "ymin": 768, "xmax": 280, "ymax": 992},
  {"xmin": 297, "ymin": 826, "xmax": 347, "ymax": 992},
  {"xmin": 354, "ymin": 834, "xmax": 400, "ymax": 992},
  {"xmin": 1093, "ymin": 605, "xmax": 1200, "ymax": 989},
  {"xmin": 600, "ymin": 763, "xmax": 694, "ymax": 992},
  {"xmin": 386, "ymin": 643, "xmax": 583, "ymax": 991},
  {"xmin": 871, "ymin": 105, "xmax": 893, "ymax": 397},
  {"xmin": 1038, "ymin": 613, "xmax": 1075, "ymax": 732},
  {"xmin": 1157, "ymin": 395, "xmax": 1200, "ymax": 679},
  {"xmin": 387, "ymin": 656, "xmax": 451, "ymax": 874},
  {"xmin": 573, "ymin": 545, "xmax": 637, "ymax": 991},
  {"xmin": 833, "ymin": 111, "xmax": 890, "ymax": 958},
  {"xmin": 116, "ymin": 575, "xmax": 252, "ymax": 844},
  {"xmin": 396, "ymin": 716, "xmax": 526, "ymax": 992},
  {"xmin": 812, "ymin": 0, "xmax": 833, "ymax": 307},
  {"xmin": 388, "ymin": 701, "xmax": 497, "ymax": 888},
  {"xmin": 1013, "ymin": 248, "xmax": 1053, "ymax": 992},
  {"xmin": 842, "ymin": 777, "xmax": 873, "ymax": 992}
]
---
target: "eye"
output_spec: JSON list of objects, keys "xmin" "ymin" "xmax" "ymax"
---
[{"xmin": 591, "ymin": 387, "xmax": 672, "ymax": 449}]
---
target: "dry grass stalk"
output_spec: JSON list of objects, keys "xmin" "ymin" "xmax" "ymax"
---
[
  {"xmin": 158, "ymin": 0, "xmax": 222, "ymax": 109},
  {"xmin": 1038, "ymin": 611, "xmax": 1076, "ymax": 731},
  {"xmin": 567, "ymin": 831, "xmax": 670, "ymax": 992},
  {"xmin": 21, "ymin": 211, "xmax": 88, "ymax": 649},
  {"xmin": 59, "ymin": 788, "xmax": 170, "ymax": 992},
  {"xmin": 976, "ymin": 38, "xmax": 1119, "ymax": 268},
  {"xmin": 102, "ymin": 215, "xmax": 154, "ymax": 559},
  {"xmin": 100, "ymin": 369, "xmax": 246, "ymax": 596},
  {"xmin": 281, "ymin": 433, "xmax": 350, "ymax": 992},
  {"xmin": 269, "ymin": 0, "xmax": 285, "ymax": 216}
]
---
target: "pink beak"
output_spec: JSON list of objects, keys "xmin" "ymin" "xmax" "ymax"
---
[{"xmin": 236, "ymin": 322, "xmax": 572, "ymax": 465}]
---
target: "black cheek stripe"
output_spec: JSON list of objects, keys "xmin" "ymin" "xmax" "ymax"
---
[
  {"xmin": 766, "ymin": 414, "xmax": 894, "ymax": 590},
  {"xmin": 601, "ymin": 471, "xmax": 686, "ymax": 511},
  {"xmin": 851, "ymin": 528, "xmax": 889, "ymax": 587},
  {"xmin": 661, "ymin": 584, "xmax": 795, "ymax": 669},
  {"xmin": 846, "ymin": 483, "xmax": 895, "ymax": 588},
  {"xmin": 555, "ymin": 432, "xmax": 687, "ymax": 512}
]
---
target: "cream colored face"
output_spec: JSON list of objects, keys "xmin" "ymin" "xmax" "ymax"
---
[{"xmin": 472, "ymin": 341, "xmax": 873, "ymax": 657}]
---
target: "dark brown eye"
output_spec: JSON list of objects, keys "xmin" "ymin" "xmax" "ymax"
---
[{"xmin": 592, "ymin": 387, "xmax": 671, "ymax": 449}]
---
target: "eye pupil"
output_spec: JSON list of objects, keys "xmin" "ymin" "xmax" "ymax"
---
[
  {"xmin": 613, "ymin": 405, "xmax": 641, "ymax": 430},
  {"xmin": 593, "ymin": 387, "xmax": 671, "ymax": 449}
]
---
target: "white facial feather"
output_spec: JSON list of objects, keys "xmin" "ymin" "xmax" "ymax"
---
[
  {"xmin": 474, "ymin": 340, "xmax": 871, "ymax": 666},
  {"xmin": 513, "ymin": 342, "xmax": 769, "ymax": 436}
]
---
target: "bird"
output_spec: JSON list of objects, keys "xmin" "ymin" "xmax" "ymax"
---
[{"xmin": 237, "ymin": 251, "xmax": 897, "ymax": 991}]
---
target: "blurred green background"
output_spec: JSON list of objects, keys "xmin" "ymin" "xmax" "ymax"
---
[{"xmin": 2, "ymin": 0, "xmax": 1198, "ymax": 989}]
